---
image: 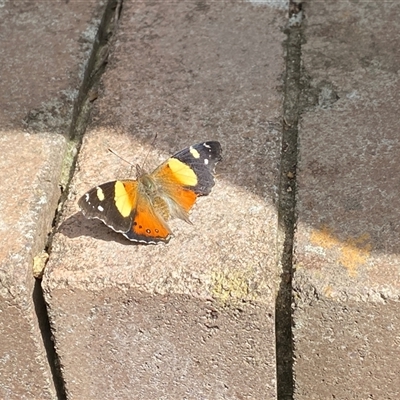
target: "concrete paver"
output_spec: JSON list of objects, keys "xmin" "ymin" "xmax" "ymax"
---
[
  {"xmin": 0, "ymin": 1, "xmax": 105, "ymax": 398},
  {"xmin": 5, "ymin": 0, "xmax": 398, "ymax": 397},
  {"xmin": 293, "ymin": 1, "xmax": 400, "ymax": 398},
  {"xmin": 42, "ymin": 1, "xmax": 286, "ymax": 398}
]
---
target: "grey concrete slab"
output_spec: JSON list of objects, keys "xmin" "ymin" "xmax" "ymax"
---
[
  {"xmin": 0, "ymin": 1, "xmax": 105, "ymax": 398},
  {"xmin": 293, "ymin": 1, "xmax": 400, "ymax": 398},
  {"xmin": 43, "ymin": 1, "xmax": 287, "ymax": 398}
]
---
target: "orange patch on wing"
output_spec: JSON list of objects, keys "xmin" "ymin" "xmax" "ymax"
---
[
  {"xmin": 168, "ymin": 187, "xmax": 198, "ymax": 212},
  {"xmin": 132, "ymin": 197, "xmax": 171, "ymax": 240}
]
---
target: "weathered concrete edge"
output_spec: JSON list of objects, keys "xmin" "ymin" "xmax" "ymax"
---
[
  {"xmin": 37, "ymin": 0, "xmax": 121, "ymax": 262},
  {"xmin": 57, "ymin": 0, "xmax": 122, "ymax": 202},
  {"xmin": 35, "ymin": 1, "xmax": 123, "ymax": 397}
]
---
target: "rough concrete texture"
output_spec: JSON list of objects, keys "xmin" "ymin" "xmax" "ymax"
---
[
  {"xmin": 43, "ymin": 1, "xmax": 286, "ymax": 398},
  {"xmin": 0, "ymin": 1, "xmax": 105, "ymax": 398},
  {"xmin": 293, "ymin": 1, "xmax": 400, "ymax": 398}
]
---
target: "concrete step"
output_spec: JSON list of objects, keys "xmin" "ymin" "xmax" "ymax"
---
[
  {"xmin": 42, "ymin": 1, "xmax": 287, "ymax": 398},
  {"xmin": 293, "ymin": 1, "xmax": 400, "ymax": 398},
  {"xmin": 0, "ymin": 0, "xmax": 108, "ymax": 398},
  {"xmin": 2, "ymin": 0, "xmax": 399, "ymax": 399}
]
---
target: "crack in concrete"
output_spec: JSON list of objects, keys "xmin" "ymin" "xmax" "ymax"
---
[
  {"xmin": 32, "ymin": 1, "xmax": 124, "ymax": 399},
  {"xmin": 276, "ymin": 1, "xmax": 303, "ymax": 399},
  {"xmin": 47, "ymin": 0, "xmax": 123, "ymax": 251}
]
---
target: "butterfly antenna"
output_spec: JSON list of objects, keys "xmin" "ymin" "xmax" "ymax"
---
[
  {"xmin": 107, "ymin": 148, "xmax": 135, "ymax": 167},
  {"xmin": 141, "ymin": 133, "xmax": 158, "ymax": 170}
]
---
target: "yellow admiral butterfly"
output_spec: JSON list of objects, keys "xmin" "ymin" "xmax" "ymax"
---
[{"xmin": 78, "ymin": 141, "xmax": 222, "ymax": 244}]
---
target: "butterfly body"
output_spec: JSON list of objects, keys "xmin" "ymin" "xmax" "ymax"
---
[{"xmin": 79, "ymin": 141, "xmax": 222, "ymax": 244}]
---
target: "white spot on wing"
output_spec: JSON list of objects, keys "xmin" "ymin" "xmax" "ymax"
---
[{"xmin": 98, "ymin": 205, "xmax": 104, "ymax": 212}]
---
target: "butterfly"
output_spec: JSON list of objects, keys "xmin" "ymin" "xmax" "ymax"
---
[{"xmin": 78, "ymin": 141, "xmax": 222, "ymax": 244}]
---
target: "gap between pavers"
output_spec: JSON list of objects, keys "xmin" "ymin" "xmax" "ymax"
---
[
  {"xmin": 42, "ymin": 1, "xmax": 288, "ymax": 398},
  {"xmin": 293, "ymin": 2, "xmax": 400, "ymax": 398},
  {"xmin": 0, "ymin": 1, "xmax": 108, "ymax": 398}
]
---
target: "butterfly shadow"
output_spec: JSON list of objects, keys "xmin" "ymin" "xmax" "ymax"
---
[{"xmin": 58, "ymin": 212, "xmax": 143, "ymax": 246}]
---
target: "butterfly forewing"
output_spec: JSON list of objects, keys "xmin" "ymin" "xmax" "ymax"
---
[
  {"xmin": 153, "ymin": 141, "xmax": 222, "ymax": 195},
  {"xmin": 79, "ymin": 181, "xmax": 138, "ymax": 233}
]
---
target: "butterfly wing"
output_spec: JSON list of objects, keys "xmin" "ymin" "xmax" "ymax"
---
[
  {"xmin": 78, "ymin": 181, "xmax": 136, "ymax": 233},
  {"xmin": 172, "ymin": 141, "xmax": 222, "ymax": 194},
  {"xmin": 151, "ymin": 141, "xmax": 222, "ymax": 220},
  {"xmin": 78, "ymin": 180, "xmax": 172, "ymax": 243},
  {"xmin": 78, "ymin": 141, "xmax": 222, "ymax": 244},
  {"xmin": 124, "ymin": 189, "xmax": 172, "ymax": 243}
]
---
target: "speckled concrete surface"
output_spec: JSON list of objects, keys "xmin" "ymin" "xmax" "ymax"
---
[
  {"xmin": 0, "ymin": 1, "xmax": 105, "ymax": 398},
  {"xmin": 42, "ymin": 1, "xmax": 286, "ymax": 398},
  {"xmin": 293, "ymin": 1, "xmax": 400, "ymax": 398},
  {"xmin": 4, "ymin": 0, "xmax": 399, "ymax": 398}
]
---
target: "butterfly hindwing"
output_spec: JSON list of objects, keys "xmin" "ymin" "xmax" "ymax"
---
[
  {"xmin": 79, "ymin": 179, "xmax": 172, "ymax": 243},
  {"xmin": 123, "ymin": 192, "xmax": 172, "ymax": 244}
]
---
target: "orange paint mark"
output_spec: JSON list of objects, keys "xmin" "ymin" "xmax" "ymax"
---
[
  {"xmin": 310, "ymin": 225, "xmax": 339, "ymax": 249},
  {"xmin": 310, "ymin": 226, "xmax": 372, "ymax": 277},
  {"xmin": 339, "ymin": 233, "xmax": 372, "ymax": 277},
  {"xmin": 324, "ymin": 285, "xmax": 333, "ymax": 297}
]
